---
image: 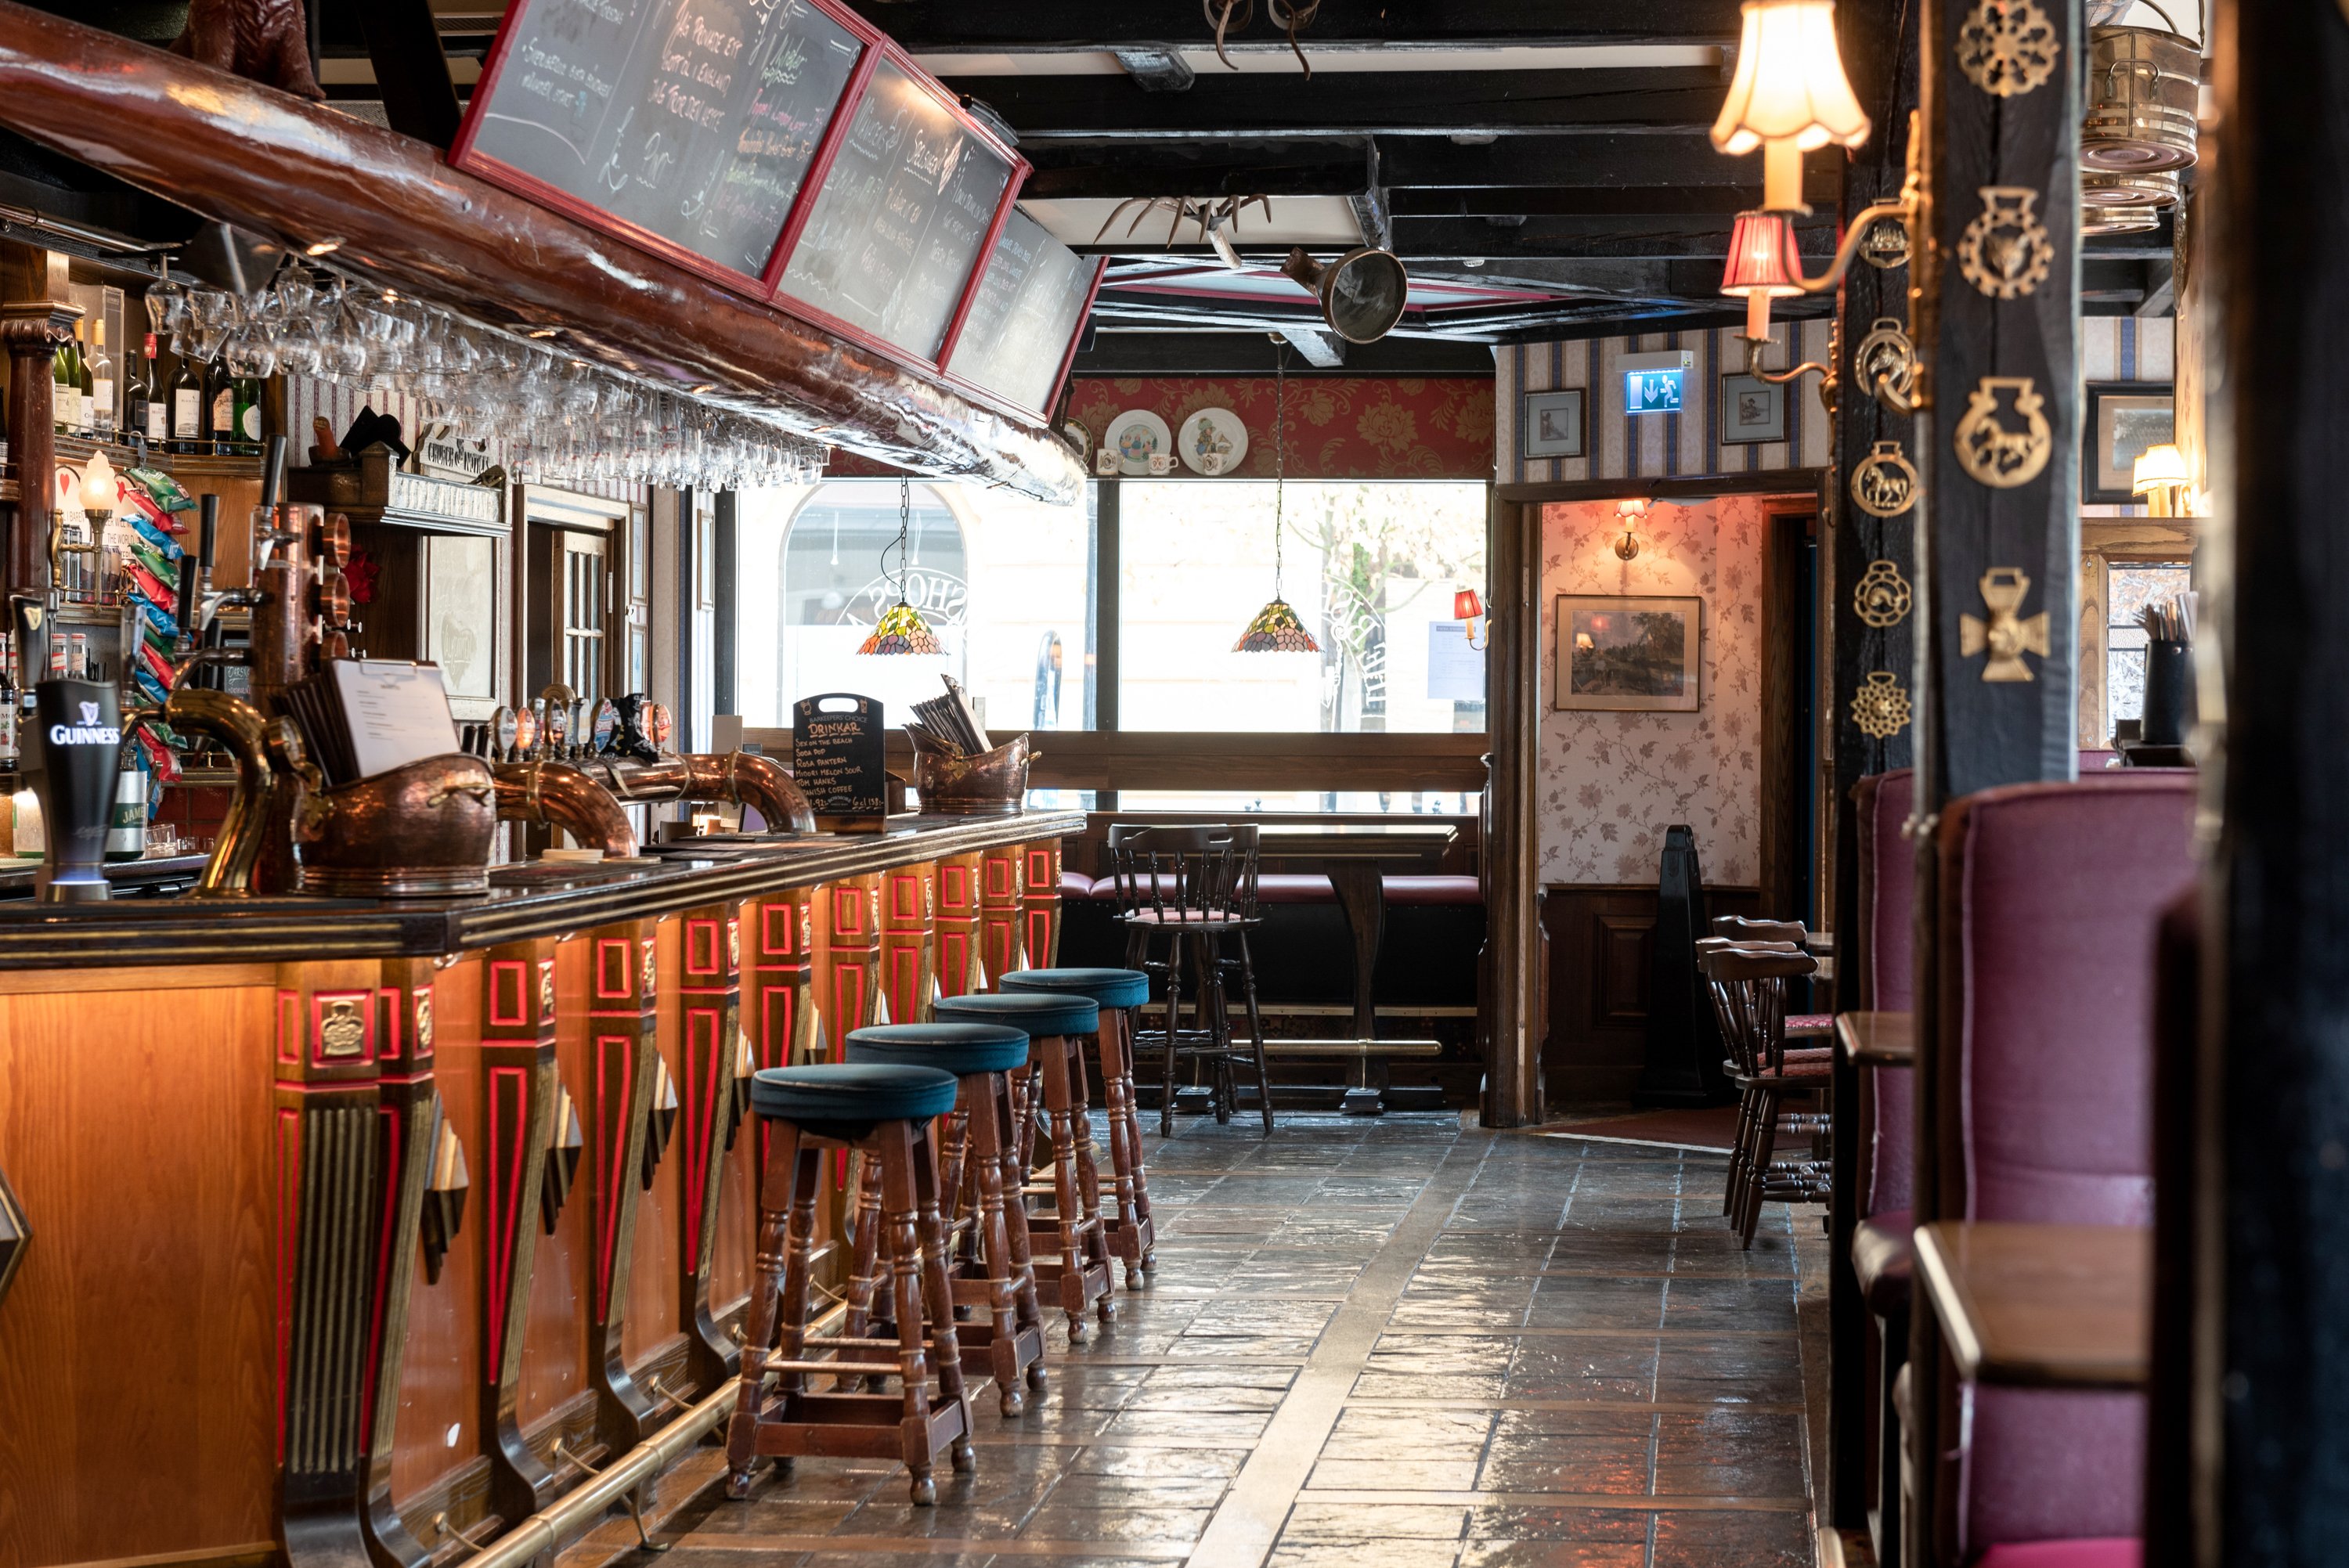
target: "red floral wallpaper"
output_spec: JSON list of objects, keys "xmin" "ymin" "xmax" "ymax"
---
[{"xmin": 1065, "ymin": 377, "xmax": 1495, "ymax": 481}]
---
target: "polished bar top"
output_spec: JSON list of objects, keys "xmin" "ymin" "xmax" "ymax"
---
[
  {"xmin": 0, "ymin": 810, "xmax": 1084, "ymax": 969},
  {"xmin": 1913, "ymin": 1220, "xmax": 2150, "ymax": 1390},
  {"xmin": 1837, "ymin": 1009, "xmax": 1915, "ymax": 1066}
]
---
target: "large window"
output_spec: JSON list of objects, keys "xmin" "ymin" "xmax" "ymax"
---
[
  {"xmin": 735, "ymin": 479, "xmax": 1094, "ymax": 733},
  {"xmin": 1118, "ymin": 481, "xmax": 1488, "ymax": 734},
  {"xmin": 2105, "ymin": 561, "xmax": 2192, "ymax": 733}
]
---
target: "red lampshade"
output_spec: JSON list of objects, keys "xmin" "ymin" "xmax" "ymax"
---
[
  {"xmin": 1455, "ymin": 589, "xmax": 1485, "ymax": 621},
  {"xmin": 1720, "ymin": 210, "xmax": 1803, "ymax": 299}
]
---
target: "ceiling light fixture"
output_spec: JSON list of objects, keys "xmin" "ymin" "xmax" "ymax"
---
[
  {"xmin": 858, "ymin": 479, "xmax": 943, "ymax": 656},
  {"xmin": 1235, "ymin": 344, "xmax": 1320, "ymax": 654}
]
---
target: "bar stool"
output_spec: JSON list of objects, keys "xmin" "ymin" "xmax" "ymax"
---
[
  {"xmin": 930, "ymin": 989, "xmax": 1116, "ymax": 1341},
  {"xmin": 842, "ymin": 1022, "xmax": 1048, "ymax": 1415},
  {"xmin": 726, "ymin": 1063, "xmax": 973, "ymax": 1505},
  {"xmin": 1001, "ymin": 966, "xmax": 1156, "ymax": 1286}
]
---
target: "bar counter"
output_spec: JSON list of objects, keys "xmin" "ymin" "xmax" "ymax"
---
[{"xmin": 0, "ymin": 810, "xmax": 1080, "ymax": 1568}]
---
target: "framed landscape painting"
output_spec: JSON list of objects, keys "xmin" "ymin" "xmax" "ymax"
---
[{"xmin": 1554, "ymin": 594, "xmax": 1703, "ymax": 712}]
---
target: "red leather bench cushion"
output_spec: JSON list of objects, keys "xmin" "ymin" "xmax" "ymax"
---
[
  {"xmin": 1384, "ymin": 874, "xmax": 1481, "ymax": 905},
  {"xmin": 1851, "ymin": 1209, "xmax": 1912, "ymax": 1314},
  {"xmin": 1976, "ymin": 1541, "xmax": 2141, "ymax": 1568},
  {"xmin": 1059, "ymin": 871, "xmax": 1095, "ymax": 899},
  {"xmin": 1081, "ymin": 873, "xmax": 1335, "ymax": 902}
]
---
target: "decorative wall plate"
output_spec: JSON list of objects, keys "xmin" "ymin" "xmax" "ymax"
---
[
  {"xmin": 1957, "ymin": 0, "xmax": 2061, "ymax": 97},
  {"xmin": 1854, "ymin": 559, "xmax": 1914, "ymax": 628},
  {"xmin": 1061, "ymin": 417, "xmax": 1092, "ymax": 456},
  {"xmin": 1178, "ymin": 407, "xmax": 1249, "ymax": 474},
  {"xmin": 1958, "ymin": 187, "xmax": 2054, "ymax": 298},
  {"xmin": 1954, "ymin": 377, "xmax": 2054, "ymax": 488},
  {"xmin": 1851, "ymin": 440, "xmax": 1921, "ymax": 517},
  {"xmin": 1851, "ymin": 672, "xmax": 1913, "ymax": 739},
  {"xmin": 1109, "ymin": 409, "xmax": 1174, "ymax": 476}
]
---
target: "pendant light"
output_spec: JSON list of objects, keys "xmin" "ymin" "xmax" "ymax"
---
[
  {"xmin": 857, "ymin": 478, "xmax": 941, "ymax": 655},
  {"xmin": 1233, "ymin": 346, "xmax": 1321, "ymax": 654}
]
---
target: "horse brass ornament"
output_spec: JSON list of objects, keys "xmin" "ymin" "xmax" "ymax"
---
[
  {"xmin": 1957, "ymin": 0, "xmax": 2061, "ymax": 96},
  {"xmin": 1861, "ymin": 216, "xmax": 1911, "ymax": 270},
  {"xmin": 1851, "ymin": 440, "xmax": 1921, "ymax": 517},
  {"xmin": 1854, "ymin": 560, "xmax": 1914, "ymax": 628},
  {"xmin": 1960, "ymin": 568, "xmax": 2053, "ymax": 681},
  {"xmin": 1851, "ymin": 672, "xmax": 1914, "ymax": 739},
  {"xmin": 1958, "ymin": 188, "xmax": 2055, "ymax": 297},
  {"xmin": 1954, "ymin": 377, "xmax": 2054, "ymax": 488},
  {"xmin": 1854, "ymin": 318, "xmax": 1921, "ymax": 414}
]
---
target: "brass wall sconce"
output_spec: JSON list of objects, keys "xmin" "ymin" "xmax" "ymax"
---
[
  {"xmin": 1456, "ymin": 589, "xmax": 1488, "ymax": 650},
  {"xmin": 1613, "ymin": 499, "xmax": 1651, "ymax": 561}
]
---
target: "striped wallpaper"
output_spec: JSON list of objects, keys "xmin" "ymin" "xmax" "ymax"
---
[
  {"xmin": 2080, "ymin": 315, "xmax": 2174, "ymax": 384},
  {"xmin": 1496, "ymin": 321, "xmax": 1836, "ymax": 485}
]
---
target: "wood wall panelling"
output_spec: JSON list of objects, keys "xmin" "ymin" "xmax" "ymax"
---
[
  {"xmin": 363, "ymin": 957, "xmax": 441, "ymax": 1568},
  {"xmin": 935, "ymin": 854, "xmax": 985, "ymax": 999},
  {"xmin": 1540, "ymin": 885, "xmax": 1761, "ymax": 1105},
  {"xmin": 817, "ymin": 875, "xmax": 883, "ymax": 1049},
  {"xmin": 1023, "ymin": 841, "xmax": 1063, "ymax": 969},
  {"xmin": 979, "ymin": 848, "xmax": 1027, "ymax": 990},
  {"xmin": 0, "ymin": 976, "xmax": 278, "ymax": 1568},
  {"xmin": 475, "ymin": 940, "xmax": 561, "ymax": 1523},
  {"xmin": 880, "ymin": 862, "xmax": 937, "ymax": 1026},
  {"xmin": 580, "ymin": 922, "xmax": 662, "ymax": 1453},
  {"xmin": 621, "ymin": 917, "xmax": 689, "ymax": 1388},
  {"xmin": 673, "ymin": 903, "xmax": 744, "ymax": 1393}
]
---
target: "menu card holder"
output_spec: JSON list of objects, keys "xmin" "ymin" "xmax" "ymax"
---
[{"xmin": 792, "ymin": 693, "xmax": 887, "ymax": 832}]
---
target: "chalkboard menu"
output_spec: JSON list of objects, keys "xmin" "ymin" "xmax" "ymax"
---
[
  {"xmin": 777, "ymin": 56, "xmax": 1017, "ymax": 360},
  {"xmin": 792, "ymin": 693, "xmax": 886, "ymax": 830},
  {"xmin": 944, "ymin": 211, "xmax": 1100, "ymax": 416},
  {"xmin": 457, "ymin": 0, "xmax": 865, "ymax": 283}
]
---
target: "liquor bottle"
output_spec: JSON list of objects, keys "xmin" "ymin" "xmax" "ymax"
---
[
  {"xmin": 106, "ymin": 753, "xmax": 147, "ymax": 863},
  {"xmin": 207, "ymin": 361, "xmax": 235, "ymax": 455},
  {"xmin": 129, "ymin": 333, "xmax": 164, "ymax": 446},
  {"xmin": 0, "ymin": 654, "xmax": 17, "ymax": 771},
  {"xmin": 169, "ymin": 351, "xmax": 204, "ymax": 455},
  {"xmin": 87, "ymin": 322, "xmax": 116, "ymax": 440},
  {"xmin": 71, "ymin": 321, "xmax": 94, "ymax": 436},
  {"xmin": 52, "ymin": 333, "xmax": 74, "ymax": 432}
]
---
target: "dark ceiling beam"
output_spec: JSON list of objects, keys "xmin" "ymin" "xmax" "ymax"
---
[
  {"xmin": 1377, "ymin": 134, "xmax": 1828, "ymax": 189},
  {"xmin": 347, "ymin": 0, "xmax": 463, "ymax": 150},
  {"xmin": 1073, "ymin": 331, "xmax": 1496, "ymax": 377},
  {"xmin": 858, "ymin": 0, "xmax": 1743, "ymax": 49},
  {"xmin": 1391, "ymin": 215, "xmax": 1838, "ymax": 260},
  {"xmin": 931, "ymin": 69, "xmax": 1729, "ymax": 138},
  {"xmin": 1389, "ymin": 183, "xmax": 1833, "ymax": 218}
]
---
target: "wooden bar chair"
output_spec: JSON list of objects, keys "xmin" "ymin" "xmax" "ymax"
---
[
  {"xmin": 1701, "ymin": 943, "xmax": 1829, "ymax": 1248},
  {"xmin": 841, "ymin": 1022, "xmax": 1048, "ymax": 1417},
  {"xmin": 1698, "ymin": 935, "xmax": 1827, "ymax": 1220},
  {"xmin": 725, "ymin": 1064, "xmax": 973, "ymax": 1506},
  {"xmin": 1001, "ymin": 965, "xmax": 1158, "ymax": 1286},
  {"xmin": 1712, "ymin": 915, "xmax": 1834, "ymax": 1036},
  {"xmin": 930, "ymin": 989, "xmax": 1117, "ymax": 1341},
  {"xmin": 1105, "ymin": 824, "xmax": 1275, "ymax": 1135}
]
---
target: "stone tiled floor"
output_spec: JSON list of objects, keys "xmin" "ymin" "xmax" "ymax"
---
[{"xmin": 644, "ymin": 1112, "xmax": 1821, "ymax": 1568}]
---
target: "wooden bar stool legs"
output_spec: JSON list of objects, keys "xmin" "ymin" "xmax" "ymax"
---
[
  {"xmin": 726, "ymin": 1064, "xmax": 973, "ymax": 1507},
  {"xmin": 1030, "ymin": 1028, "xmax": 1116, "ymax": 1339},
  {"xmin": 1095, "ymin": 1005, "xmax": 1157, "ymax": 1285}
]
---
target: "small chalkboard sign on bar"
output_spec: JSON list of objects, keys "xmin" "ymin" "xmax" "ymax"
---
[
  {"xmin": 776, "ymin": 54, "xmax": 1020, "ymax": 361},
  {"xmin": 453, "ymin": 0, "xmax": 865, "ymax": 287},
  {"xmin": 792, "ymin": 693, "xmax": 887, "ymax": 831},
  {"xmin": 944, "ymin": 210, "xmax": 1105, "ymax": 418}
]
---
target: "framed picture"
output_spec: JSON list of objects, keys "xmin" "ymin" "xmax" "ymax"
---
[
  {"xmin": 1521, "ymin": 387, "xmax": 1587, "ymax": 460},
  {"xmin": 1555, "ymin": 594, "xmax": 1703, "ymax": 712},
  {"xmin": 1719, "ymin": 373, "xmax": 1787, "ymax": 445},
  {"xmin": 2084, "ymin": 382, "xmax": 2176, "ymax": 503}
]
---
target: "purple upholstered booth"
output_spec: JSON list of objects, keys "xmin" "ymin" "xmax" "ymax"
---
[
  {"xmin": 1929, "ymin": 774, "xmax": 2195, "ymax": 1563},
  {"xmin": 1854, "ymin": 767, "xmax": 1918, "ymax": 1225}
]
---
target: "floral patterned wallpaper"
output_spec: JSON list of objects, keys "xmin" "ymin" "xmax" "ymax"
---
[
  {"xmin": 1539, "ymin": 494, "xmax": 1793, "ymax": 889},
  {"xmin": 1065, "ymin": 376, "xmax": 1494, "ymax": 480}
]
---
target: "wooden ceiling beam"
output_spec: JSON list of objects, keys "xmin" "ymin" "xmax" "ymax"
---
[
  {"xmin": 850, "ymin": 0, "xmax": 1744, "ymax": 49},
  {"xmin": 935, "ymin": 69, "xmax": 1727, "ymax": 139}
]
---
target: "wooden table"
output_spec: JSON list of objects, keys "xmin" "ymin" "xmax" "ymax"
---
[
  {"xmin": 1912, "ymin": 1221, "xmax": 2150, "ymax": 1389},
  {"xmin": 1837, "ymin": 1008, "xmax": 1915, "ymax": 1067},
  {"xmin": 1255, "ymin": 823, "xmax": 1459, "ymax": 1112}
]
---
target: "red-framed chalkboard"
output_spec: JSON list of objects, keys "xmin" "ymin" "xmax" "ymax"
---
[{"xmin": 942, "ymin": 219, "xmax": 1106, "ymax": 422}]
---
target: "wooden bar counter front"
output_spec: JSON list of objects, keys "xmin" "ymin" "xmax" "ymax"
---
[{"xmin": 0, "ymin": 811, "xmax": 1082, "ymax": 1568}]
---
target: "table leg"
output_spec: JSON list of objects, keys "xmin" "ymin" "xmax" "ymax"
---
[{"xmin": 1324, "ymin": 860, "xmax": 1387, "ymax": 1116}]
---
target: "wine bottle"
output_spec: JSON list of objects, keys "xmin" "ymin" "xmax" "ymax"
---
[
  {"xmin": 52, "ymin": 334, "xmax": 73, "ymax": 432},
  {"xmin": 231, "ymin": 372, "xmax": 262, "ymax": 456},
  {"xmin": 88, "ymin": 322, "xmax": 116, "ymax": 441},
  {"xmin": 169, "ymin": 351, "xmax": 204, "ymax": 455},
  {"xmin": 71, "ymin": 321, "xmax": 94, "ymax": 436},
  {"xmin": 207, "ymin": 361, "xmax": 235, "ymax": 456},
  {"xmin": 129, "ymin": 333, "xmax": 164, "ymax": 446}
]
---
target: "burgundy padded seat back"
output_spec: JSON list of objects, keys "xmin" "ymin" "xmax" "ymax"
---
[
  {"xmin": 1934, "ymin": 773, "xmax": 2195, "ymax": 1556},
  {"xmin": 1854, "ymin": 769, "xmax": 1916, "ymax": 1217}
]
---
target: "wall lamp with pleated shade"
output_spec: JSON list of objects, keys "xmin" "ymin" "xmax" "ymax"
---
[{"xmin": 1711, "ymin": 0, "xmax": 1873, "ymax": 214}]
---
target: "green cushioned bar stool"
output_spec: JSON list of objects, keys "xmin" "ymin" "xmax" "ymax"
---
[
  {"xmin": 931, "ymin": 989, "xmax": 1116, "ymax": 1341},
  {"xmin": 724, "ymin": 1064, "xmax": 974, "ymax": 1507},
  {"xmin": 1003, "ymin": 968, "xmax": 1157, "ymax": 1285},
  {"xmin": 843, "ymin": 1023, "xmax": 1048, "ymax": 1415}
]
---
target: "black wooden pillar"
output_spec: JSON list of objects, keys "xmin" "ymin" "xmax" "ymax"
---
[
  {"xmin": 2199, "ymin": 0, "xmax": 2349, "ymax": 1555},
  {"xmin": 1825, "ymin": 0, "xmax": 1921, "ymax": 1530},
  {"xmin": 1905, "ymin": 0, "xmax": 2081, "ymax": 1561}
]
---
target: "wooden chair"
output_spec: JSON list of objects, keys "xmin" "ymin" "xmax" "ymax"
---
[
  {"xmin": 726, "ymin": 1065, "xmax": 973, "ymax": 1506},
  {"xmin": 1104, "ymin": 824, "xmax": 1275, "ymax": 1135},
  {"xmin": 1701, "ymin": 943, "xmax": 1829, "ymax": 1248},
  {"xmin": 1712, "ymin": 916, "xmax": 1832, "ymax": 1036}
]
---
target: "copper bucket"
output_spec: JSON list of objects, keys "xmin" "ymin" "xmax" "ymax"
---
[
  {"xmin": 907, "ymin": 731, "xmax": 1034, "ymax": 816},
  {"xmin": 296, "ymin": 753, "xmax": 498, "ymax": 897},
  {"xmin": 2083, "ymin": 26, "xmax": 2200, "ymax": 174}
]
